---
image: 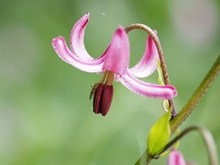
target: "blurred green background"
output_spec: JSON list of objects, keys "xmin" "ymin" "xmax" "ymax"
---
[{"xmin": 0, "ymin": 0, "xmax": 220, "ymax": 164}]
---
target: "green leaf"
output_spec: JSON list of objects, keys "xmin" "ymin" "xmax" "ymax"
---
[{"xmin": 147, "ymin": 112, "xmax": 171, "ymax": 158}]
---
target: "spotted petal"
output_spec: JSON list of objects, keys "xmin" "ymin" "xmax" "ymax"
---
[
  {"xmin": 129, "ymin": 35, "xmax": 159, "ymax": 78},
  {"xmin": 52, "ymin": 36, "xmax": 104, "ymax": 73},
  {"xmin": 117, "ymin": 71, "xmax": 177, "ymax": 99}
]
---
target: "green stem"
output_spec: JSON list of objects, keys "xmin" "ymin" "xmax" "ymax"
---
[
  {"xmin": 134, "ymin": 151, "xmax": 151, "ymax": 165},
  {"xmin": 170, "ymin": 54, "xmax": 220, "ymax": 133},
  {"xmin": 135, "ymin": 54, "xmax": 220, "ymax": 165}
]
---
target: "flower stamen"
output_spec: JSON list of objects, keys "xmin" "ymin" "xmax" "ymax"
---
[
  {"xmin": 90, "ymin": 71, "xmax": 114, "ymax": 116},
  {"xmin": 105, "ymin": 71, "xmax": 114, "ymax": 86},
  {"xmin": 100, "ymin": 71, "xmax": 108, "ymax": 84}
]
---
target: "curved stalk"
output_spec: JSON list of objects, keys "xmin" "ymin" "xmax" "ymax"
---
[
  {"xmin": 135, "ymin": 54, "xmax": 220, "ymax": 165},
  {"xmin": 170, "ymin": 54, "xmax": 220, "ymax": 132},
  {"xmin": 125, "ymin": 24, "xmax": 175, "ymax": 116},
  {"xmin": 159, "ymin": 126, "xmax": 218, "ymax": 165}
]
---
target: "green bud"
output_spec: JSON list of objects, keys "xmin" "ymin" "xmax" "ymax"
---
[{"xmin": 147, "ymin": 112, "xmax": 171, "ymax": 158}]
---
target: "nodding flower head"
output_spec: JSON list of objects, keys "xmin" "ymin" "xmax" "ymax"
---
[{"xmin": 52, "ymin": 13, "xmax": 177, "ymax": 116}]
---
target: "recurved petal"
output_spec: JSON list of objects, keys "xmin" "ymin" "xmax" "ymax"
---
[
  {"xmin": 52, "ymin": 36, "xmax": 104, "ymax": 73},
  {"xmin": 103, "ymin": 26, "xmax": 130, "ymax": 74},
  {"xmin": 167, "ymin": 151, "xmax": 186, "ymax": 165},
  {"xmin": 117, "ymin": 71, "xmax": 177, "ymax": 99},
  {"xmin": 129, "ymin": 35, "xmax": 159, "ymax": 78},
  {"xmin": 70, "ymin": 13, "xmax": 99, "ymax": 62}
]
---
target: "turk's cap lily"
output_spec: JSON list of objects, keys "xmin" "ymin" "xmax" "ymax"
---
[{"xmin": 52, "ymin": 13, "xmax": 177, "ymax": 115}]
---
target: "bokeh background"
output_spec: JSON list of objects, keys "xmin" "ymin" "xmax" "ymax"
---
[{"xmin": 0, "ymin": 0, "xmax": 220, "ymax": 164}]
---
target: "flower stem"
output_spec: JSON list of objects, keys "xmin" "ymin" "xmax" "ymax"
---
[
  {"xmin": 125, "ymin": 24, "xmax": 175, "ymax": 116},
  {"xmin": 125, "ymin": 24, "xmax": 170, "ymax": 85},
  {"xmin": 170, "ymin": 54, "xmax": 220, "ymax": 133},
  {"xmin": 159, "ymin": 126, "xmax": 219, "ymax": 165},
  {"xmin": 134, "ymin": 54, "xmax": 220, "ymax": 165},
  {"xmin": 134, "ymin": 151, "xmax": 151, "ymax": 165}
]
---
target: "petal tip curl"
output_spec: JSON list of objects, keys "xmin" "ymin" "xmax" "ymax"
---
[
  {"xmin": 165, "ymin": 85, "xmax": 177, "ymax": 99},
  {"xmin": 70, "ymin": 13, "xmax": 93, "ymax": 61},
  {"xmin": 51, "ymin": 36, "xmax": 71, "ymax": 63},
  {"xmin": 51, "ymin": 36, "xmax": 63, "ymax": 50},
  {"xmin": 116, "ymin": 25, "xmax": 125, "ymax": 33},
  {"xmin": 83, "ymin": 12, "xmax": 90, "ymax": 21}
]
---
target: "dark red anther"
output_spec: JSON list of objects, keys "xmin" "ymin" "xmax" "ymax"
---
[
  {"xmin": 90, "ymin": 70, "xmax": 114, "ymax": 116},
  {"xmin": 91, "ymin": 83, "xmax": 114, "ymax": 116},
  {"xmin": 100, "ymin": 85, "xmax": 113, "ymax": 116},
  {"xmin": 92, "ymin": 83, "xmax": 104, "ymax": 114}
]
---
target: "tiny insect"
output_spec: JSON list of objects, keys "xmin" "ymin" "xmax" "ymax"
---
[{"xmin": 89, "ymin": 83, "xmax": 99, "ymax": 99}]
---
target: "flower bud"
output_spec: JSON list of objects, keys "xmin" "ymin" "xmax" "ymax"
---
[{"xmin": 147, "ymin": 112, "xmax": 171, "ymax": 158}]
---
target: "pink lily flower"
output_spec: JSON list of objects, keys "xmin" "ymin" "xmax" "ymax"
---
[
  {"xmin": 52, "ymin": 13, "xmax": 177, "ymax": 116},
  {"xmin": 168, "ymin": 150, "xmax": 186, "ymax": 165}
]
